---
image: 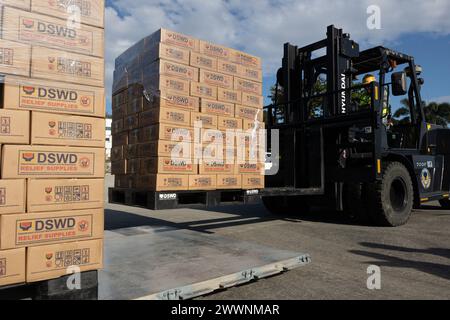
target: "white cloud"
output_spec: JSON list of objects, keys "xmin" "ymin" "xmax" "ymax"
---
[{"xmin": 105, "ymin": 0, "xmax": 450, "ymax": 102}]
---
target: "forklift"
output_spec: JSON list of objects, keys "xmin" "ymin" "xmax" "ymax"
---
[{"xmin": 261, "ymin": 25, "xmax": 450, "ymax": 226}]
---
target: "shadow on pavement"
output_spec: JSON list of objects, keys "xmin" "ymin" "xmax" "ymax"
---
[
  {"xmin": 350, "ymin": 249, "xmax": 450, "ymax": 281},
  {"xmin": 105, "ymin": 204, "xmax": 280, "ymax": 234},
  {"xmin": 358, "ymin": 242, "xmax": 450, "ymax": 260}
]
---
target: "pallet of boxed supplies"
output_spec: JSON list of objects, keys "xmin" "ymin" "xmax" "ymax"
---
[
  {"xmin": 110, "ymin": 28, "xmax": 265, "ymax": 197},
  {"xmin": 0, "ymin": 0, "xmax": 105, "ymax": 292}
]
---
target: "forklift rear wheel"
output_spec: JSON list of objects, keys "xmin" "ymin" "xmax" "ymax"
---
[
  {"xmin": 262, "ymin": 196, "xmax": 309, "ymax": 216},
  {"xmin": 439, "ymin": 198, "xmax": 450, "ymax": 209},
  {"xmin": 366, "ymin": 162, "xmax": 414, "ymax": 227}
]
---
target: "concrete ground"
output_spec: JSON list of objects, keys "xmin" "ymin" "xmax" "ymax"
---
[{"xmin": 105, "ymin": 176, "xmax": 450, "ymax": 300}]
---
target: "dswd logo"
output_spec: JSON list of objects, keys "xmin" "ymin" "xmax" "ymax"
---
[
  {"xmin": 23, "ymin": 86, "xmax": 36, "ymax": 95},
  {"xmin": 19, "ymin": 221, "xmax": 33, "ymax": 231},
  {"xmin": 22, "ymin": 19, "xmax": 35, "ymax": 28},
  {"xmin": 22, "ymin": 153, "xmax": 35, "ymax": 162}
]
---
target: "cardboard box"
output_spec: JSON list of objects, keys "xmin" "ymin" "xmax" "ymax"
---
[
  {"xmin": 199, "ymin": 70, "xmax": 233, "ymax": 89},
  {"xmin": 140, "ymin": 107, "xmax": 191, "ymax": 127},
  {"xmin": 153, "ymin": 89, "xmax": 199, "ymax": 111},
  {"xmin": 201, "ymin": 129, "xmax": 234, "ymax": 146},
  {"xmin": 140, "ymin": 124, "xmax": 193, "ymax": 142},
  {"xmin": 235, "ymin": 105, "xmax": 264, "ymax": 121},
  {"xmin": 190, "ymin": 52, "xmax": 217, "ymax": 71},
  {"xmin": 113, "ymin": 131, "xmax": 127, "ymax": 146},
  {"xmin": 1, "ymin": 145, "xmax": 105, "ymax": 178},
  {"xmin": 0, "ymin": 179, "xmax": 26, "ymax": 215},
  {"xmin": 124, "ymin": 114, "xmax": 139, "ymax": 131},
  {"xmin": 195, "ymin": 144, "xmax": 232, "ymax": 161},
  {"xmin": 199, "ymin": 160, "xmax": 234, "ymax": 174},
  {"xmin": 201, "ymin": 99, "xmax": 234, "ymax": 117},
  {"xmin": 218, "ymin": 116, "xmax": 243, "ymax": 130},
  {"xmin": 199, "ymin": 40, "xmax": 232, "ymax": 60},
  {"xmin": 128, "ymin": 129, "xmax": 139, "ymax": 145},
  {"xmin": 136, "ymin": 174, "xmax": 189, "ymax": 191},
  {"xmin": 217, "ymin": 175, "xmax": 242, "ymax": 189},
  {"xmin": 236, "ymin": 162, "xmax": 265, "ymax": 175},
  {"xmin": 217, "ymin": 87, "xmax": 242, "ymax": 104},
  {"xmin": 2, "ymin": 7, "xmax": 104, "ymax": 58},
  {"xmin": 0, "ymin": 39, "xmax": 31, "ymax": 77},
  {"xmin": 0, "ymin": 248, "xmax": 26, "ymax": 286},
  {"xmin": 26, "ymin": 239, "xmax": 103, "ymax": 283},
  {"xmin": 143, "ymin": 42, "xmax": 190, "ymax": 66},
  {"xmin": 127, "ymin": 158, "xmax": 140, "ymax": 174},
  {"xmin": 0, "ymin": 0, "xmax": 30, "ymax": 10},
  {"xmin": 143, "ymin": 74, "xmax": 190, "ymax": 95},
  {"xmin": 217, "ymin": 60, "xmax": 240, "ymax": 77},
  {"xmin": 124, "ymin": 144, "xmax": 139, "ymax": 159},
  {"xmin": 0, "ymin": 208, "xmax": 104, "ymax": 249},
  {"xmin": 31, "ymin": 112, "xmax": 105, "ymax": 147},
  {"xmin": 151, "ymin": 28, "xmax": 200, "ymax": 52},
  {"xmin": 234, "ymin": 77, "xmax": 263, "ymax": 95},
  {"xmin": 148, "ymin": 59, "xmax": 198, "ymax": 82},
  {"xmin": 189, "ymin": 175, "xmax": 217, "ymax": 190},
  {"xmin": 141, "ymin": 157, "xmax": 197, "ymax": 175},
  {"xmin": 1, "ymin": 76, "xmax": 106, "ymax": 117},
  {"xmin": 190, "ymin": 82, "xmax": 217, "ymax": 100},
  {"xmin": 139, "ymin": 141, "xmax": 192, "ymax": 159},
  {"xmin": 243, "ymin": 119, "xmax": 265, "ymax": 131},
  {"xmin": 239, "ymin": 65, "xmax": 263, "ymax": 83},
  {"xmin": 241, "ymin": 92, "xmax": 264, "ymax": 109},
  {"xmin": 31, "ymin": 0, "xmax": 105, "ymax": 28},
  {"xmin": 111, "ymin": 160, "xmax": 126, "ymax": 175},
  {"xmin": 31, "ymin": 46, "xmax": 105, "ymax": 87},
  {"xmin": 0, "ymin": 109, "xmax": 30, "ymax": 144},
  {"xmin": 27, "ymin": 178, "xmax": 104, "ymax": 212},
  {"xmin": 115, "ymin": 174, "xmax": 137, "ymax": 189},
  {"xmin": 242, "ymin": 174, "xmax": 265, "ymax": 189},
  {"xmin": 191, "ymin": 112, "xmax": 218, "ymax": 129},
  {"xmin": 127, "ymin": 97, "xmax": 143, "ymax": 115},
  {"xmin": 231, "ymin": 49, "xmax": 262, "ymax": 69},
  {"xmin": 111, "ymin": 119, "xmax": 124, "ymax": 135}
]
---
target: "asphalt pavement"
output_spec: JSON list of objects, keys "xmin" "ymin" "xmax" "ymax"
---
[{"xmin": 105, "ymin": 176, "xmax": 450, "ymax": 300}]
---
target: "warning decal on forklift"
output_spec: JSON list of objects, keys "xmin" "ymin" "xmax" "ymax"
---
[{"xmin": 421, "ymin": 168, "xmax": 432, "ymax": 190}]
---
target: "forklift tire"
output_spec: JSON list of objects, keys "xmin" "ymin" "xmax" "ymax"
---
[
  {"xmin": 262, "ymin": 196, "xmax": 309, "ymax": 216},
  {"xmin": 365, "ymin": 162, "xmax": 414, "ymax": 227},
  {"xmin": 344, "ymin": 183, "xmax": 370, "ymax": 223},
  {"xmin": 439, "ymin": 198, "xmax": 450, "ymax": 209}
]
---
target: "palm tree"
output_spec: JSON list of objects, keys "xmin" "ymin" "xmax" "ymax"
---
[{"xmin": 393, "ymin": 99, "xmax": 450, "ymax": 126}]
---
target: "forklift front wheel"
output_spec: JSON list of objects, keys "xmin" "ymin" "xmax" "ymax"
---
[
  {"xmin": 439, "ymin": 198, "xmax": 450, "ymax": 209},
  {"xmin": 262, "ymin": 196, "xmax": 309, "ymax": 216},
  {"xmin": 366, "ymin": 162, "xmax": 414, "ymax": 227}
]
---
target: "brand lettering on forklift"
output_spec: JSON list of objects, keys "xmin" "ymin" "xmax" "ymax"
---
[
  {"xmin": 159, "ymin": 193, "xmax": 177, "ymax": 201},
  {"xmin": 340, "ymin": 74, "xmax": 347, "ymax": 114}
]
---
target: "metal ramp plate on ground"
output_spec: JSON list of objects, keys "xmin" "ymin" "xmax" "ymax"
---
[{"xmin": 99, "ymin": 223, "xmax": 310, "ymax": 300}]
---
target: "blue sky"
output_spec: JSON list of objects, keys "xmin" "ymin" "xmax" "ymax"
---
[{"xmin": 104, "ymin": 0, "xmax": 450, "ymax": 113}]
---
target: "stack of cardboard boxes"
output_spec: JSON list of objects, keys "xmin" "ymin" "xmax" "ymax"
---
[
  {"xmin": 112, "ymin": 29, "xmax": 265, "ymax": 192},
  {"xmin": 0, "ymin": 0, "xmax": 105, "ymax": 287}
]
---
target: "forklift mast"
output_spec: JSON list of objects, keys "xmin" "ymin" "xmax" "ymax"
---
[{"xmin": 266, "ymin": 25, "xmax": 381, "ymax": 195}]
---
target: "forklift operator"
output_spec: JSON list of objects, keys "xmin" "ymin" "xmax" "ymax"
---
[{"xmin": 362, "ymin": 74, "xmax": 393, "ymax": 128}]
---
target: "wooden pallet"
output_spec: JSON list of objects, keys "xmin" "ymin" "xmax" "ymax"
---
[
  {"xmin": 108, "ymin": 188, "xmax": 261, "ymax": 210},
  {"xmin": 0, "ymin": 271, "xmax": 98, "ymax": 300}
]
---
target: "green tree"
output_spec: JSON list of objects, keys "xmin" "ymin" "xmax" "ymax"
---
[{"xmin": 393, "ymin": 99, "xmax": 450, "ymax": 126}]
